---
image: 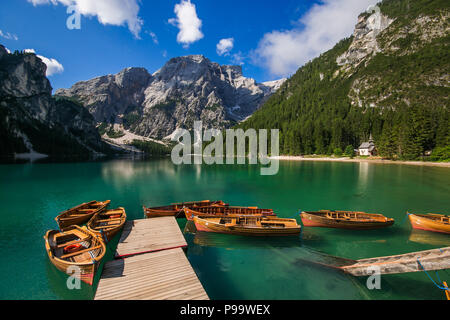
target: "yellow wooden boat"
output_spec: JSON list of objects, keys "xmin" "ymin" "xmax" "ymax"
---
[
  {"xmin": 87, "ymin": 207, "xmax": 127, "ymax": 242},
  {"xmin": 44, "ymin": 225, "xmax": 106, "ymax": 285},
  {"xmin": 408, "ymin": 212, "xmax": 450, "ymax": 234},
  {"xmin": 55, "ymin": 200, "xmax": 111, "ymax": 229},
  {"xmin": 193, "ymin": 215, "xmax": 301, "ymax": 236}
]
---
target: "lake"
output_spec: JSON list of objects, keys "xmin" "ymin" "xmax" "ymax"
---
[{"xmin": 0, "ymin": 158, "xmax": 449, "ymax": 300}]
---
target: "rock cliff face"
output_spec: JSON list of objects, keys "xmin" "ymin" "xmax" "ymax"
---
[
  {"xmin": 0, "ymin": 45, "xmax": 110, "ymax": 157},
  {"xmin": 56, "ymin": 55, "xmax": 285, "ymax": 139}
]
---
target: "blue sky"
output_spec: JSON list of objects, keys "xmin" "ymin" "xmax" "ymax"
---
[{"xmin": 0, "ymin": 0, "xmax": 377, "ymax": 91}]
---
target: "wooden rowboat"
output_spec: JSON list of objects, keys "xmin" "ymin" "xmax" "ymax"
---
[
  {"xmin": 408, "ymin": 212, "xmax": 450, "ymax": 234},
  {"xmin": 143, "ymin": 200, "xmax": 228, "ymax": 218},
  {"xmin": 55, "ymin": 200, "xmax": 111, "ymax": 230},
  {"xmin": 184, "ymin": 207, "xmax": 274, "ymax": 221},
  {"xmin": 300, "ymin": 210, "xmax": 394, "ymax": 230},
  {"xmin": 193, "ymin": 216, "xmax": 301, "ymax": 236},
  {"xmin": 87, "ymin": 207, "xmax": 127, "ymax": 242},
  {"xmin": 44, "ymin": 225, "xmax": 106, "ymax": 286}
]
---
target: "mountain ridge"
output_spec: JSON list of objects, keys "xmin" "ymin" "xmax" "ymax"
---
[{"xmin": 56, "ymin": 55, "xmax": 286, "ymax": 139}]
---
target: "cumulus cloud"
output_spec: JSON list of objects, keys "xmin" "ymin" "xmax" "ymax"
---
[
  {"xmin": 24, "ymin": 49, "xmax": 64, "ymax": 76},
  {"xmin": 216, "ymin": 38, "xmax": 234, "ymax": 56},
  {"xmin": 27, "ymin": 0, "xmax": 143, "ymax": 38},
  {"xmin": 0, "ymin": 30, "xmax": 19, "ymax": 41},
  {"xmin": 169, "ymin": 0, "xmax": 203, "ymax": 48},
  {"xmin": 253, "ymin": 0, "xmax": 378, "ymax": 77}
]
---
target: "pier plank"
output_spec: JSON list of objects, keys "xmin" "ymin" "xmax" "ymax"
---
[
  {"xmin": 95, "ymin": 248, "xmax": 208, "ymax": 300},
  {"xmin": 115, "ymin": 217, "xmax": 187, "ymax": 258}
]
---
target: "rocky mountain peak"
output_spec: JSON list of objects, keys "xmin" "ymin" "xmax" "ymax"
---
[
  {"xmin": 57, "ymin": 55, "xmax": 285, "ymax": 139},
  {"xmin": 337, "ymin": 10, "xmax": 394, "ymax": 70}
]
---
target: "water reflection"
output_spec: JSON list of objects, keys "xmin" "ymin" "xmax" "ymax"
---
[{"xmin": 408, "ymin": 229, "xmax": 450, "ymax": 246}]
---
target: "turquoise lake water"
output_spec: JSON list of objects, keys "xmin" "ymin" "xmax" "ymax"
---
[{"xmin": 0, "ymin": 158, "xmax": 449, "ymax": 300}]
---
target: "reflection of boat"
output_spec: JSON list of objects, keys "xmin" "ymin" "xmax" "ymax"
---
[
  {"xmin": 409, "ymin": 229, "xmax": 450, "ymax": 246},
  {"xmin": 300, "ymin": 210, "xmax": 394, "ymax": 230},
  {"xmin": 143, "ymin": 200, "xmax": 227, "ymax": 218},
  {"xmin": 184, "ymin": 206, "xmax": 275, "ymax": 221},
  {"xmin": 183, "ymin": 207, "xmax": 274, "ymax": 221},
  {"xmin": 55, "ymin": 200, "xmax": 111, "ymax": 229},
  {"xmin": 44, "ymin": 226, "xmax": 106, "ymax": 286},
  {"xmin": 87, "ymin": 207, "xmax": 127, "ymax": 242},
  {"xmin": 192, "ymin": 228, "xmax": 301, "ymax": 249},
  {"xmin": 408, "ymin": 212, "xmax": 450, "ymax": 234},
  {"xmin": 193, "ymin": 216, "xmax": 301, "ymax": 236}
]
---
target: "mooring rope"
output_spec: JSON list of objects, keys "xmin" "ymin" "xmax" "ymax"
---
[{"xmin": 417, "ymin": 257, "xmax": 449, "ymax": 291}]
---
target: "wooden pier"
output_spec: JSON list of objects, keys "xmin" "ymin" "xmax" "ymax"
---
[
  {"xmin": 340, "ymin": 246, "xmax": 450, "ymax": 276},
  {"xmin": 94, "ymin": 217, "xmax": 208, "ymax": 300}
]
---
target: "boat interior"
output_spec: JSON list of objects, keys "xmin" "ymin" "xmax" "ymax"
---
[
  {"xmin": 91, "ymin": 209, "xmax": 125, "ymax": 229},
  {"xmin": 313, "ymin": 210, "xmax": 390, "ymax": 222},
  {"xmin": 49, "ymin": 229, "xmax": 101, "ymax": 263}
]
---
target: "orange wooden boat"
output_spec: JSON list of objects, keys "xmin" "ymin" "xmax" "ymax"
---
[
  {"xmin": 184, "ymin": 206, "xmax": 275, "ymax": 221},
  {"xmin": 44, "ymin": 225, "xmax": 106, "ymax": 286},
  {"xmin": 408, "ymin": 212, "xmax": 450, "ymax": 234},
  {"xmin": 87, "ymin": 207, "xmax": 127, "ymax": 242},
  {"xmin": 55, "ymin": 200, "xmax": 111, "ymax": 230},
  {"xmin": 143, "ymin": 200, "xmax": 228, "ymax": 218},
  {"xmin": 193, "ymin": 215, "xmax": 301, "ymax": 236},
  {"xmin": 300, "ymin": 210, "xmax": 394, "ymax": 230}
]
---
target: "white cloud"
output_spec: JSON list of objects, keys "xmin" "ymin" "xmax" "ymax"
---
[
  {"xmin": 24, "ymin": 49, "xmax": 64, "ymax": 76},
  {"xmin": 253, "ymin": 0, "xmax": 379, "ymax": 77},
  {"xmin": 231, "ymin": 52, "xmax": 245, "ymax": 66},
  {"xmin": 0, "ymin": 30, "xmax": 19, "ymax": 41},
  {"xmin": 146, "ymin": 31, "xmax": 159, "ymax": 44},
  {"xmin": 216, "ymin": 38, "xmax": 234, "ymax": 56},
  {"xmin": 27, "ymin": 0, "xmax": 143, "ymax": 38},
  {"xmin": 169, "ymin": 0, "xmax": 203, "ymax": 48}
]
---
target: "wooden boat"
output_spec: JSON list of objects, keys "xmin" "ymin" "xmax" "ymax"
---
[
  {"xmin": 184, "ymin": 207, "xmax": 274, "ymax": 221},
  {"xmin": 87, "ymin": 207, "xmax": 127, "ymax": 242},
  {"xmin": 193, "ymin": 216, "xmax": 301, "ymax": 236},
  {"xmin": 407, "ymin": 212, "xmax": 450, "ymax": 234},
  {"xmin": 55, "ymin": 200, "xmax": 111, "ymax": 229},
  {"xmin": 143, "ymin": 200, "xmax": 228, "ymax": 218},
  {"xmin": 300, "ymin": 210, "xmax": 394, "ymax": 230},
  {"xmin": 44, "ymin": 225, "xmax": 106, "ymax": 285}
]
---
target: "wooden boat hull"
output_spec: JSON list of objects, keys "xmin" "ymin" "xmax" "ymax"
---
[
  {"xmin": 143, "ymin": 200, "xmax": 228, "ymax": 219},
  {"xmin": 55, "ymin": 200, "xmax": 111, "ymax": 230},
  {"xmin": 87, "ymin": 207, "xmax": 127, "ymax": 242},
  {"xmin": 44, "ymin": 226, "xmax": 106, "ymax": 286},
  {"xmin": 301, "ymin": 211, "xmax": 394, "ymax": 230},
  {"xmin": 408, "ymin": 213, "xmax": 450, "ymax": 234},
  {"xmin": 185, "ymin": 206, "xmax": 275, "ymax": 221},
  {"xmin": 193, "ymin": 216, "xmax": 301, "ymax": 236}
]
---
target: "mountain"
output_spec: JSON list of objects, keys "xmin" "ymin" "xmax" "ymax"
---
[
  {"xmin": 0, "ymin": 45, "xmax": 112, "ymax": 158},
  {"xmin": 56, "ymin": 55, "xmax": 285, "ymax": 139},
  {"xmin": 239, "ymin": 0, "xmax": 449, "ymax": 160}
]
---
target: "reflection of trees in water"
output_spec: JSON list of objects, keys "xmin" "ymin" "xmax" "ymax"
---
[{"xmin": 101, "ymin": 159, "xmax": 177, "ymax": 182}]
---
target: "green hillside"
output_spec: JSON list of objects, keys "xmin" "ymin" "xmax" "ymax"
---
[{"xmin": 239, "ymin": 0, "xmax": 449, "ymax": 161}]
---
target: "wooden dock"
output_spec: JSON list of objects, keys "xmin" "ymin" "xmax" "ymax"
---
[
  {"xmin": 115, "ymin": 217, "xmax": 188, "ymax": 258},
  {"xmin": 340, "ymin": 246, "xmax": 450, "ymax": 276},
  {"xmin": 95, "ymin": 217, "xmax": 208, "ymax": 300}
]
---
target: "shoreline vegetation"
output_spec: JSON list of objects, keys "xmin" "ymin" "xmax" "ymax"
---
[{"xmin": 270, "ymin": 155, "xmax": 450, "ymax": 168}]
